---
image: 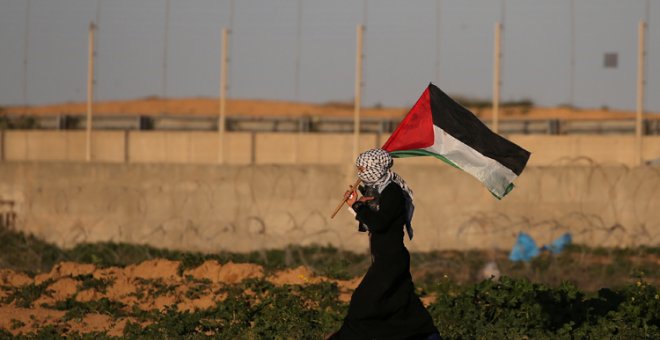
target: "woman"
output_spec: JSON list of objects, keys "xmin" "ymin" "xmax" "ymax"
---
[{"xmin": 330, "ymin": 149, "xmax": 440, "ymax": 340}]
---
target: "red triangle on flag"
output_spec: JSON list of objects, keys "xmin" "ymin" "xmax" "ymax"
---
[{"xmin": 382, "ymin": 87, "xmax": 435, "ymax": 152}]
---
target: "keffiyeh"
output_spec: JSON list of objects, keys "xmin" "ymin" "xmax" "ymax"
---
[{"xmin": 355, "ymin": 148, "xmax": 415, "ymax": 239}]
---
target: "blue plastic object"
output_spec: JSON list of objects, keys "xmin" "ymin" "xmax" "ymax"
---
[
  {"xmin": 509, "ymin": 232, "xmax": 540, "ymax": 262},
  {"xmin": 545, "ymin": 233, "xmax": 572, "ymax": 254},
  {"xmin": 509, "ymin": 232, "xmax": 573, "ymax": 262}
]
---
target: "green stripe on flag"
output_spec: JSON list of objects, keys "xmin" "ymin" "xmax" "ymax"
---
[
  {"xmin": 390, "ymin": 149, "xmax": 516, "ymax": 200},
  {"xmin": 389, "ymin": 149, "xmax": 462, "ymax": 170},
  {"xmin": 490, "ymin": 183, "xmax": 514, "ymax": 200}
]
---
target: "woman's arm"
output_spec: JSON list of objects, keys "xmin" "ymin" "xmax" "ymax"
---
[{"xmin": 352, "ymin": 184, "xmax": 405, "ymax": 233}]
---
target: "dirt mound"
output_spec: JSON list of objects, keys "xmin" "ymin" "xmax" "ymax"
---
[
  {"xmin": 0, "ymin": 259, "xmax": 361, "ymax": 336},
  {"xmin": 34, "ymin": 262, "xmax": 96, "ymax": 285},
  {"xmin": 33, "ymin": 278, "xmax": 78, "ymax": 306},
  {"xmin": 7, "ymin": 97, "xmax": 656, "ymax": 121},
  {"xmin": 0, "ymin": 306, "xmax": 65, "ymax": 336},
  {"xmin": 176, "ymin": 293, "xmax": 219, "ymax": 312},
  {"xmin": 125, "ymin": 259, "xmax": 181, "ymax": 281},
  {"xmin": 0, "ymin": 306, "xmax": 133, "ymax": 337},
  {"xmin": 104, "ymin": 275, "xmax": 138, "ymax": 306},
  {"xmin": 0, "ymin": 269, "xmax": 32, "ymax": 286},
  {"xmin": 331, "ymin": 276, "xmax": 363, "ymax": 303},
  {"xmin": 420, "ymin": 293, "xmax": 437, "ymax": 307},
  {"xmin": 267, "ymin": 266, "xmax": 322, "ymax": 286},
  {"xmin": 4, "ymin": 98, "xmax": 409, "ymax": 119},
  {"xmin": 67, "ymin": 314, "xmax": 126, "ymax": 337},
  {"xmin": 183, "ymin": 260, "xmax": 264, "ymax": 284},
  {"xmin": 75, "ymin": 288, "xmax": 99, "ymax": 303}
]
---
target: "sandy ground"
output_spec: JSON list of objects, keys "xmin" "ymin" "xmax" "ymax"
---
[
  {"xmin": 3, "ymin": 97, "xmax": 656, "ymax": 121},
  {"xmin": 0, "ymin": 259, "xmax": 370, "ymax": 336}
]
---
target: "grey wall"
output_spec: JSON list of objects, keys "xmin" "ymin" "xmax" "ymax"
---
[{"xmin": 0, "ymin": 162, "xmax": 658, "ymax": 252}]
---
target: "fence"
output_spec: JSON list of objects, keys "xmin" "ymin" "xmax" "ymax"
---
[
  {"xmin": 2, "ymin": 1, "xmax": 657, "ymax": 115},
  {"xmin": 4, "ymin": 114, "xmax": 660, "ymax": 135}
]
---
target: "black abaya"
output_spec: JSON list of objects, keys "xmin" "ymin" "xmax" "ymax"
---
[{"xmin": 333, "ymin": 182, "xmax": 438, "ymax": 340}]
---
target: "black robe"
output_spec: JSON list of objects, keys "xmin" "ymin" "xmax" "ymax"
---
[{"xmin": 332, "ymin": 182, "xmax": 439, "ymax": 340}]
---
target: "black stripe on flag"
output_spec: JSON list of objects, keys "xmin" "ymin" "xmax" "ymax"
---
[{"xmin": 428, "ymin": 83, "xmax": 531, "ymax": 176}]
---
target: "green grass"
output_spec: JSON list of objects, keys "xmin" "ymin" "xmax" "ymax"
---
[
  {"xmin": 1, "ymin": 225, "xmax": 659, "ymax": 292},
  {"xmin": 1, "ymin": 222, "xmax": 659, "ymax": 337},
  {"xmin": 2, "ymin": 279, "xmax": 54, "ymax": 308},
  {"xmin": 8, "ymin": 278, "xmax": 656, "ymax": 338}
]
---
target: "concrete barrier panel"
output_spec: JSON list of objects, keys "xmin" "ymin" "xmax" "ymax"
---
[
  {"xmin": 509, "ymin": 135, "xmax": 577, "ymax": 166},
  {"xmin": 64, "ymin": 132, "xmax": 86, "ymax": 161},
  {"xmin": 92, "ymin": 131, "xmax": 126, "ymax": 163},
  {"xmin": 3, "ymin": 131, "xmax": 659, "ymax": 167},
  {"xmin": 5, "ymin": 131, "xmax": 69, "ymax": 161},
  {"xmin": 296, "ymin": 134, "xmax": 333, "ymax": 164},
  {"xmin": 38, "ymin": 131, "xmax": 71, "ymax": 161},
  {"xmin": 223, "ymin": 133, "xmax": 253, "ymax": 165},
  {"xmin": 510, "ymin": 135, "xmax": 660, "ymax": 166},
  {"xmin": 255, "ymin": 133, "xmax": 297, "ymax": 164},
  {"xmin": 643, "ymin": 136, "xmax": 660, "ymax": 163},
  {"xmin": 128, "ymin": 131, "xmax": 168, "ymax": 163},
  {"xmin": 574, "ymin": 135, "xmax": 636, "ymax": 165},
  {"xmin": 186, "ymin": 132, "xmax": 253, "ymax": 164},
  {"xmin": 3, "ymin": 131, "xmax": 126, "ymax": 163},
  {"xmin": 296, "ymin": 133, "xmax": 380, "ymax": 164},
  {"xmin": 188, "ymin": 132, "xmax": 218, "ymax": 163},
  {"xmin": 4, "ymin": 131, "xmax": 28, "ymax": 160},
  {"xmin": 128, "ymin": 131, "xmax": 253, "ymax": 164},
  {"xmin": 164, "ymin": 132, "xmax": 191, "ymax": 163},
  {"xmin": 26, "ymin": 131, "xmax": 59, "ymax": 161},
  {"xmin": 1, "ymin": 162, "xmax": 657, "ymax": 253},
  {"xmin": 510, "ymin": 135, "xmax": 625, "ymax": 166}
]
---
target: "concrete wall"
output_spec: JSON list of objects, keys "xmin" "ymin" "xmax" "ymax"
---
[
  {"xmin": 3, "ymin": 131, "xmax": 126, "ymax": 163},
  {"xmin": 510, "ymin": 135, "xmax": 660, "ymax": 166},
  {"xmin": 126, "ymin": 131, "xmax": 252, "ymax": 164},
  {"xmin": 2, "ymin": 131, "xmax": 660, "ymax": 166},
  {"xmin": 254, "ymin": 133, "xmax": 380, "ymax": 164},
  {"xmin": 0, "ymin": 163, "xmax": 657, "ymax": 252}
]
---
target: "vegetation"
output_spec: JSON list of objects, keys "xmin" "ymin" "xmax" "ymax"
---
[
  {"xmin": 4, "ymin": 277, "xmax": 658, "ymax": 338},
  {"xmin": 451, "ymin": 96, "xmax": 534, "ymax": 109},
  {"xmin": 1, "ymin": 225, "xmax": 659, "ymax": 337},
  {"xmin": 0, "ymin": 115, "xmax": 39, "ymax": 129},
  {"xmin": 76, "ymin": 274, "xmax": 114, "ymax": 294},
  {"xmin": 2, "ymin": 224, "xmax": 659, "ymax": 290},
  {"xmin": 427, "ymin": 276, "xmax": 659, "ymax": 338},
  {"xmin": 2, "ymin": 279, "xmax": 54, "ymax": 308}
]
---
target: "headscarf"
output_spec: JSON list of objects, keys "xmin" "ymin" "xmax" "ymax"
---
[{"xmin": 355, "ymin": 148, "xmax": 415, "ymax": 239}]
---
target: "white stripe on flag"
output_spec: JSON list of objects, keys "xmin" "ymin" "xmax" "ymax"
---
[{"xmin": 423, "ymin": 125, "xmax": 518, "ymax": 198}]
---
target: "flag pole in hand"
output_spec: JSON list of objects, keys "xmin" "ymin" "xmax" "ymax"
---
[{"xmin": 330, "ymin": 178, "xmax": 362, "ymax": 219}]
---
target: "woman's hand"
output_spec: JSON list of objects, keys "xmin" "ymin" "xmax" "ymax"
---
[
  {"xmin": 344, "ymin": 188, "xmax": 358, "ymax": 206},
  {"xmin": 344, "ymin": 186, "xmax": 374, "ymax": 206}
]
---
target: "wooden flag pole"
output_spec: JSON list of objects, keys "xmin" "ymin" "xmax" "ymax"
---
[{"xmin": 330, "ymin": 178, "xmax": 362, "ymax": 219}]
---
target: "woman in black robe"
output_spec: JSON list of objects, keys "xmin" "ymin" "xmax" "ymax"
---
[{"xmin": 330, "ymin": 149, "xmax": 440, "ymax": 340}]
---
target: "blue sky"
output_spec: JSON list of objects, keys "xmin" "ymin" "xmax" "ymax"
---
[{"xmin": 0, "ymin": 0, "xmax": 657, "ymax": 112}]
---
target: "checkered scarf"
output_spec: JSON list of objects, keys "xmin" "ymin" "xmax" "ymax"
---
[
  {"xmin": 355, "ymin": 149, "xmax": 413, "ymax": 198},
  {"xmin": 355, "ymin": 148, "xmax": 415, "ymax": 239}
]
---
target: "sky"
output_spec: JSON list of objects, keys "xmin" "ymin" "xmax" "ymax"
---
[{"xmin": 0, "ymin": 0, "xmax": 658, "ymax": 112}]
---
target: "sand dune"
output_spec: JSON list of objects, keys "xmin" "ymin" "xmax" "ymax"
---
[{"xmin": 3, "ymin": 97, "xmax": 654, "ymax": 121}]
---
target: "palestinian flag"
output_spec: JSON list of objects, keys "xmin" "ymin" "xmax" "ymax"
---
[{"xmin": 382, "ymin": 83, "xmax": 531, "ymax": 199}]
